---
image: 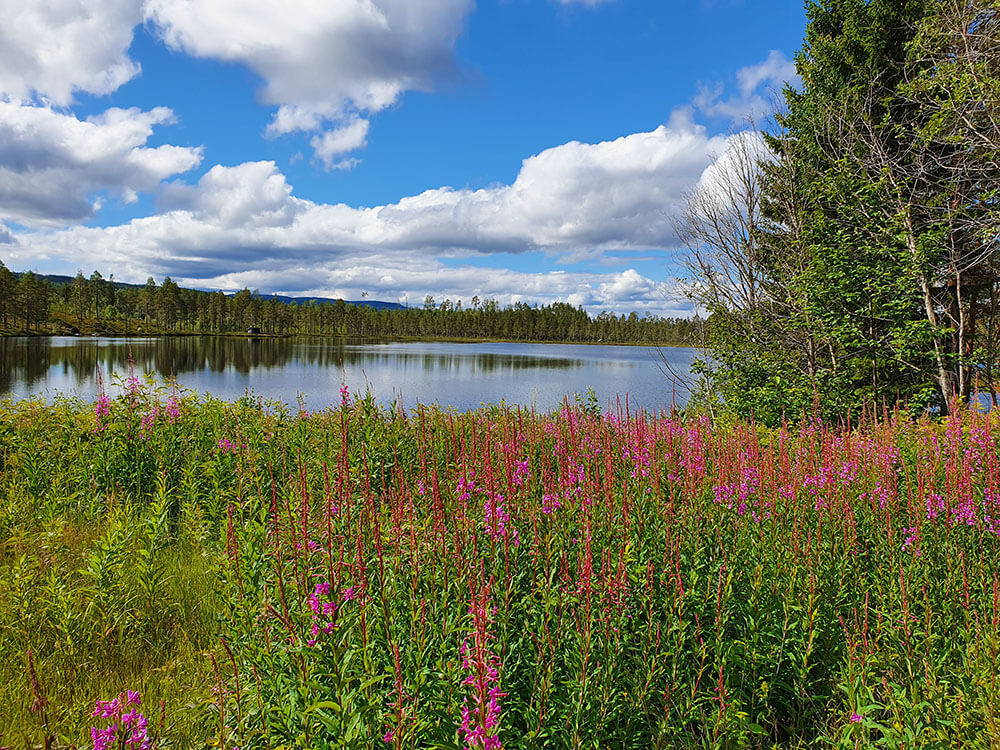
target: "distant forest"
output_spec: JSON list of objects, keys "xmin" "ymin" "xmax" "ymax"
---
[{"xmin": 0, "ymin": 263, "xmax": 702, "ymax": 346}]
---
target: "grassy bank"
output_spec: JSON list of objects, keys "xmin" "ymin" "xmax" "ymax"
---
[{"xmin": 1, "ymin": 385, "xmax": 999, "ymax": 748}]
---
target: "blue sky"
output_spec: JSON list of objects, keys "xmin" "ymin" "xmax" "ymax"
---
[{"xmin": 0, "ymin": 0, "xmax": 804, "ymax": 316}]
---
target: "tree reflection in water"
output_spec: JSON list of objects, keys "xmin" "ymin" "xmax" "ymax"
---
[{"xmin": 0, "ymin": 336, "xmax": 691, "ymax": 412}]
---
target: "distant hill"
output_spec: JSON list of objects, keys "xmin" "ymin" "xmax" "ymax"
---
[
  {"xmin": 30, "ymin": 272, "xmax": 405, "ymax": 311},
  {"xmin": 262, "ymin": 293, "xmax": 406, "ymax": 311}
]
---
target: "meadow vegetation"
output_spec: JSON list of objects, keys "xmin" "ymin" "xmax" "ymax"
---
[{"xmin": 2, "ymin": 381, "xmax": 1000, "ymax": 748}]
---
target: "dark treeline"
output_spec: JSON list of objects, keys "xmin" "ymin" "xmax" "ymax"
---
[{"xmin": 0, "ymin": 262, "xmax": 701, "ymax": 345}]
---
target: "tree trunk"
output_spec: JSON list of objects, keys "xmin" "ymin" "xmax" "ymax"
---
[{"xmin": 903, "ymin": 212, "xmax": 952, "ymax": 411}]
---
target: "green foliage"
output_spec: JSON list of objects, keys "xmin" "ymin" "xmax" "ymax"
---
[{"xmin": 694, "ymin": 0, "xmax": 1000, "ymax": 423}]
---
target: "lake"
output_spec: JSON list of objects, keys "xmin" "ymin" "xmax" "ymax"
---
[{"xmin": 0, "ymin": 336, "xmax": 698, "ymax": 414}]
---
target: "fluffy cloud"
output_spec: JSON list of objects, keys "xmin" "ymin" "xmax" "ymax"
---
[
  {"xmin": 694, "ymin": 50, "xmax": 798, "ymax": 123},
  {"xmin": 8, "ymin": 120, "xmax": 726, "ymax": 313},
  {"xmin": 0, "ymin": 101, "xmax": 202, "ymax": 227},
  {"xmin": 0, "ymin": 1, "xmax": 473, "ymax": 166},
  {"xmin": 145, "ymin": 0, "xmax": 474, "ymax": 164},
  {"xmin": 0, "ymin": 0, "xmax": 141, "ymax": 105},
  {"xmin": 208, "ymin": 264, "xmax": 684, "ymax": 316},
  {"xmin": 311, "ymin": 117, "xmax": 371, "ymax": 170},
  {"xmin": 0, "ymin": 3, "xmax": 203, "ymax": 228},
  {"xmin": 0, "ymin": 223, "xmax": 16, "ymax": 245},
  {"xmin": 692, "ymin": 129, "xmax": 771, "ymax": 205}
]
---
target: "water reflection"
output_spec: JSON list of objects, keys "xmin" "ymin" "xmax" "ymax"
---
[
  {"xmin": 0, "ymin": 336, "xmax": 694, "ymax": 413},
  {"xmin": 0, "ymin": 337, "xmax": 586, "ymax": 389}
]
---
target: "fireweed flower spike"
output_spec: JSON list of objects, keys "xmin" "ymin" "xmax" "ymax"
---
[
  {"xmin": 460, "ymin": 583, "xmax": 504, "ymax": 750},
  {"xmin": 483, "ymin": 492, "xmax": 519, "ymax": 546},
  {"xmin": 139, "ymin": 407, "xmax": 160, "ymax": 440},
  {"xmin": 306, "ymin": 581, "xmax": 341, "ymax": 646},
  {"xmin": 217, "ymin": 437, "xmax": 241, "ymax": 455},
  {"xmin": 91, "ymin": 691, "xmax": 151, "ymax": 750},
  {"xmin": 165, "ymin": 396, "xmax": 181, "ymax": 423},
  {"xmin": 94, "ymin": 394, "xmax": 111, "ymax": 432}
]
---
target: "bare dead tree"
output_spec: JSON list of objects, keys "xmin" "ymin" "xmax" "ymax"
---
[{"xmin": 675, "ymin": 122, "xmax": 833, "ymax": 391}]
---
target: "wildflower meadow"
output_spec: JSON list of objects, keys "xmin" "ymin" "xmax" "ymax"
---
[{"xmin": 2, "ymin": 380, "xmax": 999, "ymax": 748}]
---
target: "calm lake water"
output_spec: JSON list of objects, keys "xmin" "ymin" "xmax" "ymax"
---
[{"xmin": 0, "ymin": 336, "xmax": 698, "ymax": 414}]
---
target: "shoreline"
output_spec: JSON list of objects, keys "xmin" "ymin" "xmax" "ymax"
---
[{"xmin": 0, "ymin": 329, "xmax": 694, "ymax": 348}]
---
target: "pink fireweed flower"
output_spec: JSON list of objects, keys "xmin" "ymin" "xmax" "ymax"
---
[
  {"xmin": 306, "ymin": 581, "xmax": 345, "ymax": 646},
  {"xmin": 925, "ymin": 493, "xmax": 945, "ymax": 520},
  {"xmin": 850, "ymin": 712, "xmax": 862, "ymax": 723},
  {"xmin": 165, "ymin": 395, "xmax": 181, "ymax": 423},
  {"xmin": 541, "ymin": 493, "xmax": 561, "ymax": 515},
  {"xmin": 93, "ymin": 697, "xmax": 119, "ymax": 718},
  {"xmin": 483, "ymin": 492, "xmax": 519, "ymax": 546},
  {"xmin": 713, "ymin": 466, "xmax": 770, "ymax": 521},
  {"xmin": 138, "ymin": 407, "xmax": 160, "ymax": 440},
  {"xmin": 340, "ymin": 382, "xmax": 351, "ymax": 408},
  {"xmin": 91, "ymin": 691, "xmax": 151, "ymax": 750},
  {"xmin": 512, "ymin": 459, "xmax": 530, "ymax": 487},
  {"xmin": 217, "ymin": 437, "xmax": 240, "ymax": 455},
  {"xmin": 460, "ymin": 585, "xmax": 505, "ymax": 750},
  {"xmin": 91, "ymin": 723, "xmax": 118, "ymax": 750},
  {"xmin": 458, "ymin": 473, "xmax": 477, "ymax": 505},
  {"xmin": 95, "ymin": 394, "xmax": 111, "ymax": 417},
  {"xmin": 622, "ymin": 443, "xmax": 651, "ymax": 479}
]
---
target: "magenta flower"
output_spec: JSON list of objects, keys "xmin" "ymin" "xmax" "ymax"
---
[
  {"xmin": 483, "ymin": 492, "xmax": 519, "ymax": 546},
  {"xmin": 138, "ymin": 407, "xmax": 160, "ymax": 440},
  {"xmin": 165, "ymin": 396, "xmax": 181, "ymax": 423},
  {"xmin": 94, "ymin": 394, "xmax": 112, "ymax": 432},
  {"xmin": 90, "ymin": 691, "xmax": 151, "ymax": 750},
  {"xmin": 306, "ymin": 581, "xmax": 348, "ymax": 646},
  {"xmin": 217, "ymin": 437, "xmax": 240, "ymax": 455},
  {"xmin": 512, "ymin": 459, "xmax": 530, "ymax": 487},
  {"xmin": 459, "ymin": 585, "xmax": 505, "ymax": 750},
  {"xmin": 849, "ymin": 712, "xmax": 862, "ymax": 723}
]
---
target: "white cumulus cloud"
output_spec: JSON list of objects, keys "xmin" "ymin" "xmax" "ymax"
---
[
  {"xmin": 144, "ymin": 0, "xmax": 474, "ymax": 162},
  {"xmin": 311, "ymin": 117, "xmax": 371, "ymax": 170},
  {"xmin": 0, "ymin": 101, "xmax": 202, "ymax": 227},
  {"xmin": 0, "ymin": 0, "xmax": 142, "ymax": 105}
]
